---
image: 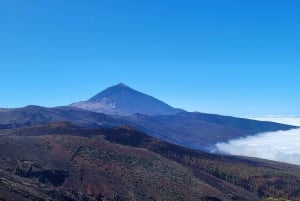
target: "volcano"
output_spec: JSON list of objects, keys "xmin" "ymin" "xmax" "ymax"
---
[{"xmin": 70, "ymin": 83, "xmax": 181, "ymax": 116}]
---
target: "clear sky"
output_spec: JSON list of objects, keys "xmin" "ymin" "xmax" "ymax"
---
[{"xmin": 0, "ymin": 0, "xmax": 299, "ymax": 116}]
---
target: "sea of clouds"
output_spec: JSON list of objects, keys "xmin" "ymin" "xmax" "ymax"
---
[
  {"xmin": 214, "ymin": 116, "xmax": 300, "ymax": 165},
  {"xmin": 250, "ymin": 116, "xmax": 300, "ymax": 127}
]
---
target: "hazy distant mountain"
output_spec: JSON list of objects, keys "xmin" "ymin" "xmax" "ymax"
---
[
  {"xmin": 68, "ymin": 83, "xmax": 296, "ymax": 148},
  {"xmin": 70, "ymin": 83, "xmax": 181, "ymax": 116},
  {"xmin": 0, "ymin": 105, "xmax": 126, "ymax": 129},
  {"xmin": 1, "ymin": 82, "xmax": 297, "ymax": 151},
  {"xmin": 0, "ymin": 105, "xmax": 295, "ymax": 151},
  {"xmin": 124, "ymin": 111, "xmax": 296, "ymax": 150}
]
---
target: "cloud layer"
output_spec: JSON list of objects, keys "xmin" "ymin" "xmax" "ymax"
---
[
  {"xmin": 249, "ymin": 115, "xmax": 300, "ymax": 126},
  {"xmin": 214, "ymin": 117, "xmax": 300, "ymax": 165}
]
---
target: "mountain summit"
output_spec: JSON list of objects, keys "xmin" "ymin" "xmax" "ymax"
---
[{"xmin": 70, "ymin": 83, "xmax": 180, "ymax": 116}]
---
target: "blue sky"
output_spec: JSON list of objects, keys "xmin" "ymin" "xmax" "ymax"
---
[{"xmin": 0, "ymin": 0, "xmax": 299, "ymax": 116}]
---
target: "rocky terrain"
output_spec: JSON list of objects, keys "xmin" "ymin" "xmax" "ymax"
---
[{"xmin": 0, "ymin": 122, "xmax": 299, "ymax": 201}]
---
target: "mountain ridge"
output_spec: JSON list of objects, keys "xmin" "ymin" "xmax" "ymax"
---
[{"xmin": 0, "ymin": 105, "xmax": 296, "ymax": 149}]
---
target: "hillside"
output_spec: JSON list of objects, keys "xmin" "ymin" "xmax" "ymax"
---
[
  {"xmin": 0, "ymin": 122, "xmax": 299, "ymax": 201},
  {"xmin": 0, "ymin": 105, "xmax": 296, "ymax": 151},
  {"xmin": 0, "ymin": 105, "xmax": 126, "ymax": 129},
  {"xmin": 124, "ymin": 112, "xmax": 296, "ymax": 149}
]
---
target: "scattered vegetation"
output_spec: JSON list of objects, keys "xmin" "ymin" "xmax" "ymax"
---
[
  {"xmin": 101, "ymin": 127, "xmax": 300, "ymax": 200},
  {"xmin": 263, "ymin": 198, "xmax": 290, "ymax": 201},
  {"xmin": 153, "ymin": 146, "xmax": 300, "ymax": 200},
  {"xmin": 1, "ymin": 123, "xmax": 300, "ymax": 201}
]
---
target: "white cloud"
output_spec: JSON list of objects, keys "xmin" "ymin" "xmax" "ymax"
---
[
  {"xmin": 214, "ymin": 128, "xmax": 300, "ymax": 165},
  {"xmin": 248, "ymin": 115, "xmax": 300, "ymax": 126}
]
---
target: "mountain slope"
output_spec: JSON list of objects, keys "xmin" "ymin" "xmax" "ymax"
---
[
  {"xmin": 124, "ymin": 112, "xmax": 296, "ymax": 150},
  {"xmin": 0, "ymin": 105, "xmax": 126, "ymax": 129},
  {"xmin": 68, "ymin": 83, "xmax": 297, "ymax": 150},
  {"xmin": 0, "ymin": 105, "xmax": 296, "ymax": 151},
  {"xmin": 70, "ymin": 83, "xmax": 181, "ymax": 116},
  {"xmin": 1, "ymin": 122, "xmax": 300, "ymax": 200},
  {"xmin": 0, "ymin": 123, "xmax": 259, "ymax": 201}
]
